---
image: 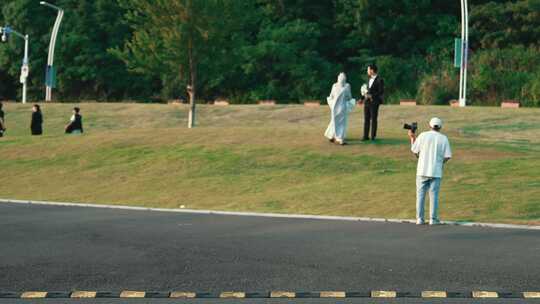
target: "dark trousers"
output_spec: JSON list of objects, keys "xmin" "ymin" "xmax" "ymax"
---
[{"xmin": 363, "ymin": 102, "xmax": 380, "ymax": 140}]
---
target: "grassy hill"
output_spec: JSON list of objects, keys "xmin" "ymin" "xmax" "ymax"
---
[{"xmin": 0, "ymin": 102, "xmax": 539, "ymax": 225}]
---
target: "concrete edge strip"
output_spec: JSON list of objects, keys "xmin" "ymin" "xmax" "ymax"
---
[
  {"xmin": 4, "ymin": 291, "xmax": 540, "ymax": 299},
  {"xmin": 1, "ymin": 198, "xmax": 539, "ymax": 231}
]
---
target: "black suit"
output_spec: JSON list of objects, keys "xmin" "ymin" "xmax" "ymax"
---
[{"xmin": 362, "ymin": 76, "xmax": 384, "ymax": 140}]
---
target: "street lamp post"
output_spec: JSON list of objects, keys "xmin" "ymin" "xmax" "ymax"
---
[
  {"xmin": 458, "ymin": 0, "xmax": 469, "ymax": 107},
  {"xmin": 40, "ymin": 1, "xmax": 64, "ymax": 102},
  {"xmin": 1, "ymin": 26, "xmax": 30, "ymax": 104}
]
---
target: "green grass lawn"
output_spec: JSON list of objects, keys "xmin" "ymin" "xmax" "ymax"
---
[{"xmin": 1, "ymin": 102, "xmax": 539, "ymax": 225}]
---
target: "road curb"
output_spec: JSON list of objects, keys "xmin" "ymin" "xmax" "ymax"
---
[
  {"xmin": 1, "ymin": 290, "xmax": 539, "ymax": 299},
  {"xmin": 1, "ymin": 198, "xmax": 539, "ymax": 230}
]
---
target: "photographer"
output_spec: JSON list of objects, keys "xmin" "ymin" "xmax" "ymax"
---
[{"xmin": 408, "ymin": 117, "xmax": 452, "ymax": 225}]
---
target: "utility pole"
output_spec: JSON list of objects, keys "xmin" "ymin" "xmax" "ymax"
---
[
  {"xmin": 40, "ymin": 1, "xmax": 64, "ymax": 102},
  {"xmin": 1, "ymin": 26, "xmax": 29, "ymax": 104}
]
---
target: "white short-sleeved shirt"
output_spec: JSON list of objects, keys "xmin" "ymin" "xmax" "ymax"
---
[{"xmin": 411, "ymin": 130, "xmax": 452, "ymax": 178}]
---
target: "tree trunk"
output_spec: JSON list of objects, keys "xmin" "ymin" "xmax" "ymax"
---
[
  {"xmin": 187, "ymin": 33, "xmax": 196, "ymax": 128},
  {"xmin": 188, "ymin": 69, "xmax": 196, "ymax": 128},
  {"xmin": 186, "ymin": 0, "xmax": 196, "ymax": 128}
]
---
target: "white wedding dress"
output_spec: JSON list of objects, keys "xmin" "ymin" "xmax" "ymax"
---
[{"xmin": 325, "ymin": 73, "xmax": 356, "ymax": 143}]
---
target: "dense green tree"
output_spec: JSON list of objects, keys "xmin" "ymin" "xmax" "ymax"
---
[
  {"xmin": 470, "ymin": 0, "xmax": 540, "ymax": 49},
  {"xmin": 0, "ymin": 0, "xmax": 51, "ymax": 101},
  {"xmin": 333, "ymin": 0, "xmax": 462, "ymax": 101},
  {"xmin": 0, "ymin": 71, "xmax": 15, "ymax": 100},
  {"xmin": 240, "ymin": 0, "xmax": 342, "ymax": 102},
  {"xmin": 241, "ymin": 19, "xmax": 335, "ymax": 101},
  {"xmin": 0, "ymin": 9, "xmax": 16, "ymax": 102},
  {"xmin": 0, "ymin": 0, "xmax": 149, "ymax": 101},
  {"xmin": 336, "ymin": 0, "xmax": 460, "ymax": 58},
  {"xmin": 469, "ymin": 46, "xmax": 540, "ymax": 105},
  {"xmin": 55, "ymin": 0, "xmax": 150, "ymax": 100},
  {"xmin": 114, "ymin": 0, "xmax": 254, "ymax": 126},
  {"xmin": 0, "ymin": 0, "xmax": 538, "ymax": 106}
]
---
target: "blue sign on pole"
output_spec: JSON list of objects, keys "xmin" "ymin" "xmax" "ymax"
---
[
  {"xmin": 454, "ymin": 38, "xmax": 462, "ymax": 68},
  {"xmin": 45, "ymin": 65, "xmax": 56, "ymax": 88}
]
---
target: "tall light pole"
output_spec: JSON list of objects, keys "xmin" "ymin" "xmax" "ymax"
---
[
  {"xmin": 1, "ymin": 26, "xmax": 30, "ymax": 104},
  {"xmin": 458, "ymin": 0, "xmax": 469, "ymax": 107},
  {"xmin": 40, "ymin": 1, "xmax": 64, "ymax": 102}
]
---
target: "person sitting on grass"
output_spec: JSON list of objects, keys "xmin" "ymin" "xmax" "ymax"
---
[
  {"xmin": 65, "ymin": 107, "xmax": 84, "ymax": 134},
  {"xmin": 31, "ymin": 104, "xmax": 43, "ymax": 136}
]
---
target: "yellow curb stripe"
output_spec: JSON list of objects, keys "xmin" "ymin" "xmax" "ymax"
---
[
  {"xmin": 220, "ymin": 292, "xmax": 246, "ymax": 298},
  {"xmin": 70, "ymin": 291, "xmax": 97, "ymax": 298},
  {"xmin": 524, "ymin": 292, "xmax": 540, "ymax": 298},
  {"xmin": 320, "ymin": 291, "xmax": 346, "ymax": 298},
  {"xmin": 119, "ymin": 291, "xmax": 146, "ymax": 298},
  {"xmin": 20, "ymin": 292, "xmax": 48, "ymax": 299},
  {"xmin": 270, "ymin": 291, "xmax": 296, "ymax": 298},
  {"xmin": 422, "ymin": 291, "xmax": 447, "ymax": 298},
  {"xmin": 473, "ymin": 291, "xmax": 498, "ymax": 298},
  {"xmin": 170, "ymin": 291, "xmax": 197, "ymax": 298},
  {"xmin": 371, "ymin": 291, "xmax": 397, "ymax": 298}
]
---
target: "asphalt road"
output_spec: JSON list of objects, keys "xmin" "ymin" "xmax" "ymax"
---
[{"xmin": 0, "ymin": 202, "xmax": 539, "ymax": 301}]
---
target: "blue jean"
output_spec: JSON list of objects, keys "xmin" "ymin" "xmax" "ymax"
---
[{"xmin": 416, "ymin": 176, "xmax": 441, "ymax": 222}]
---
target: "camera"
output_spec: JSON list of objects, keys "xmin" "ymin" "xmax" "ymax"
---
[{"xmin": 403, "ymin": 122, "xmax": 418, "ymax": 133}]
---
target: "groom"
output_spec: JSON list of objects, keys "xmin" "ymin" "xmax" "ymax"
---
[{"xmin": 362, "ymin": 64, "xmax": 384, "ymax": 141}]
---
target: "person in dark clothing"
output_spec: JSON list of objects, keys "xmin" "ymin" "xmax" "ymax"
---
[
  {"xmin": 0, "ymin": 102, "xmax": 6, "ymax": 138},
  {"xmin": 31, "ymin": 104, "xmax": 43, "ymax": 136},
  {"xmin": 65, "ymin": 107, "xmax": 84, "ymax": 134},
  {"xmin": 361, "ymin": 64, "xmax": 384, "ymax": 141}
]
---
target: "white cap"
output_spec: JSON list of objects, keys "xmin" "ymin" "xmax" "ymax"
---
[{"xmin": 429, "ymin": 117, "xmax": 443, "ymax": 128}]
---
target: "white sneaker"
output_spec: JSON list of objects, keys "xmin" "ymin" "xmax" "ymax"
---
[
  {"xmin": 429, "ymin": 219, "xmax": 442, "ymax": 225},
  {"xmin": 416, "ymin": 219, "xmax": 425, "ymax": 225}
]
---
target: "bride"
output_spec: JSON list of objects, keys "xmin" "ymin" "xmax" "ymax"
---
[{"xmin": 324, "ymin": 72, "xmax": 356, "ymax": 145}]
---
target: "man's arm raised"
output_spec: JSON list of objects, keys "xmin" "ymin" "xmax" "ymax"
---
[{"xmin": 409, "ymin": 130, "xmax": 419, "ymax": 158}]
